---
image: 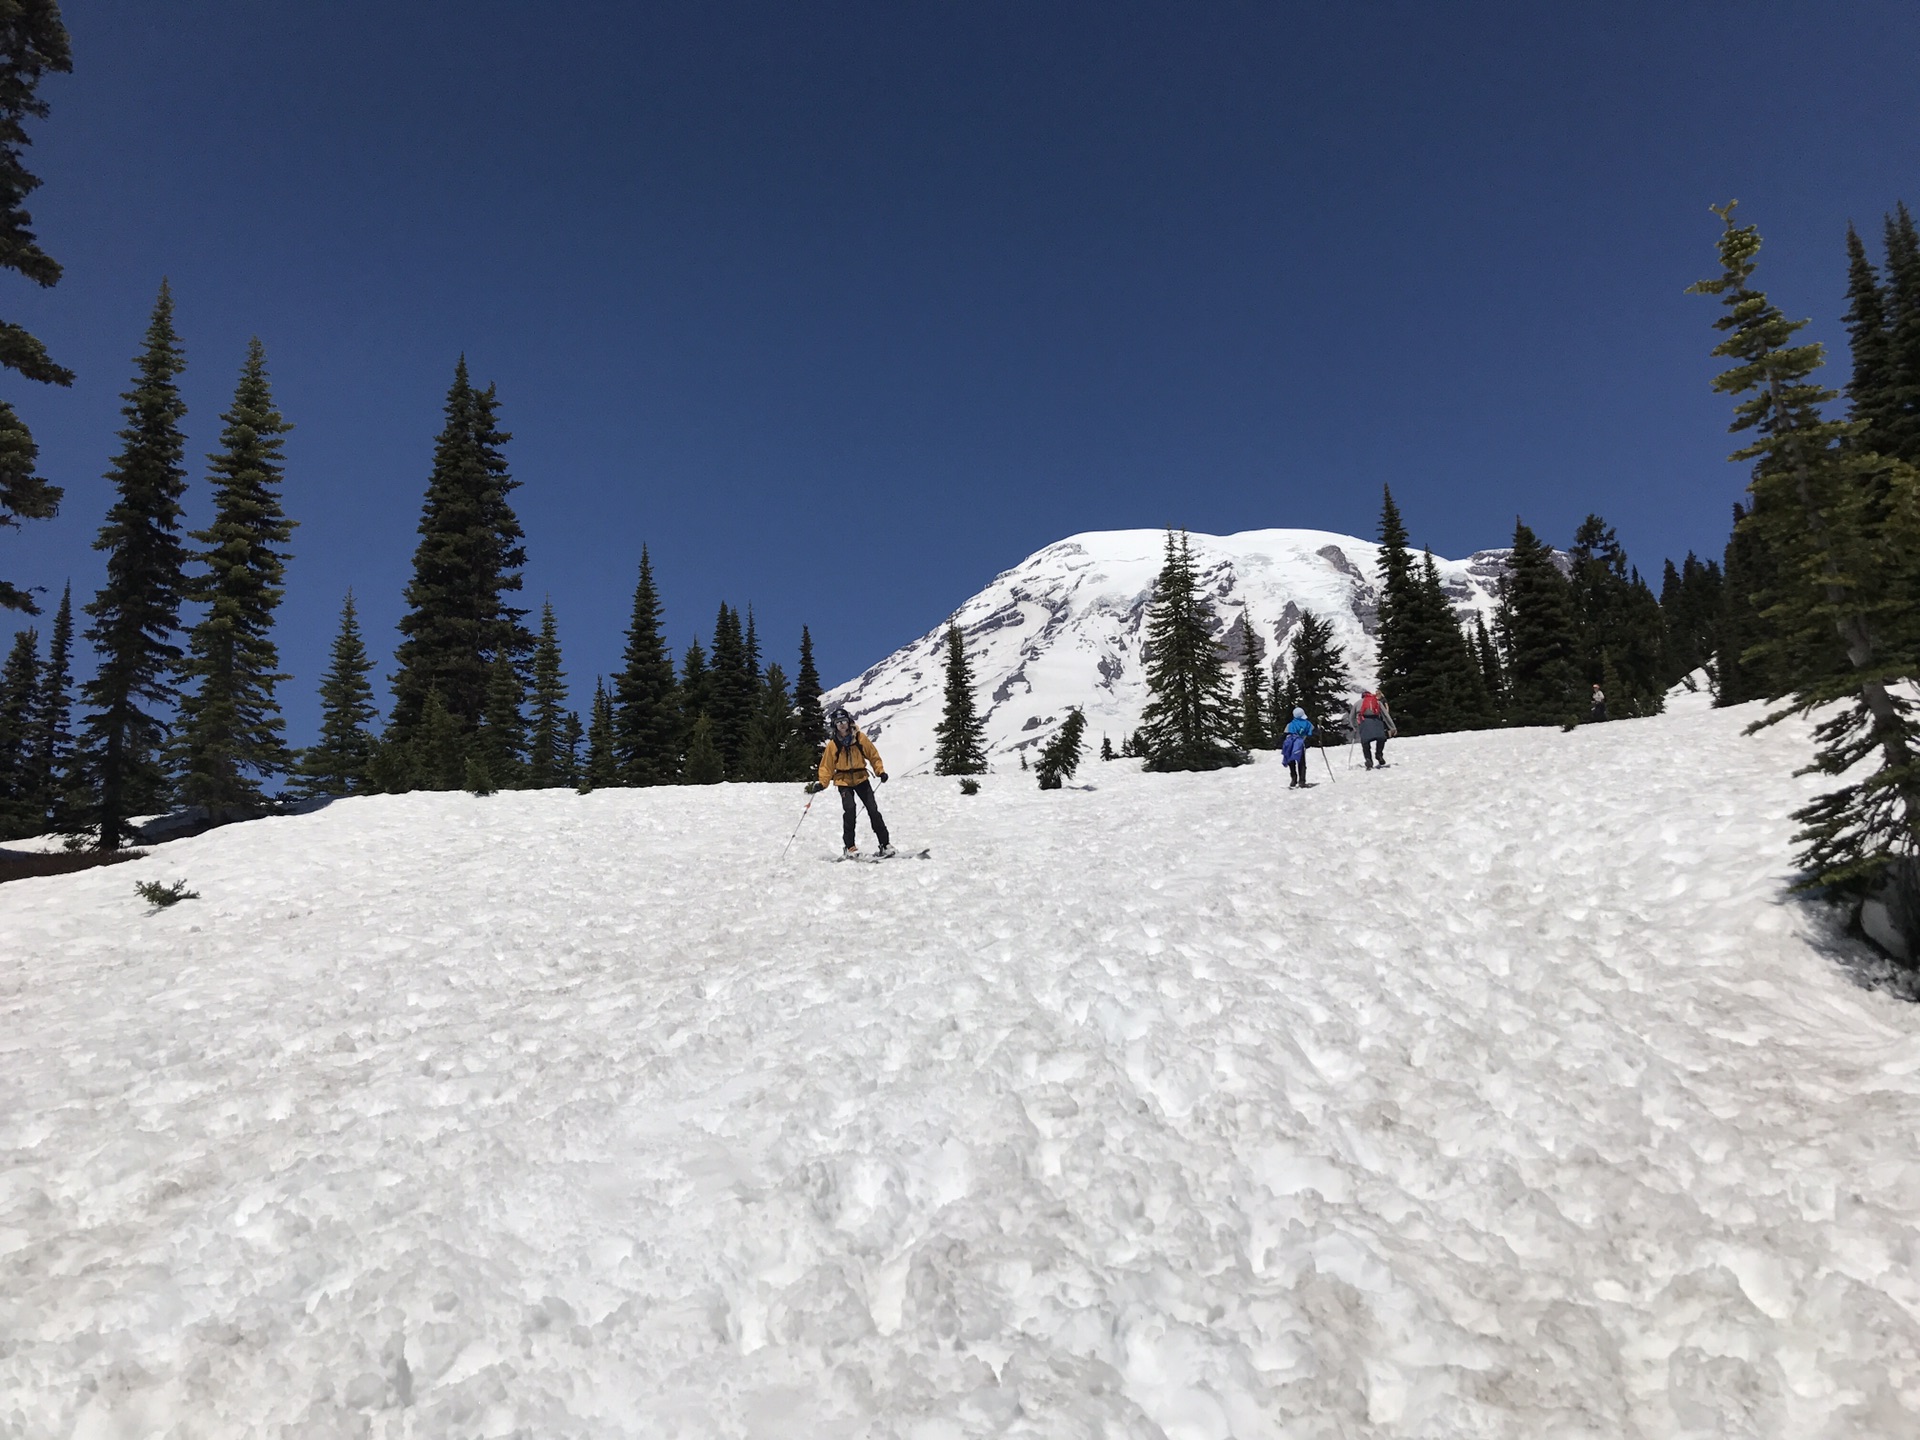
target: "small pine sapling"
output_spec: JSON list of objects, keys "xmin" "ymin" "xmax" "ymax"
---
[
  {"xmin": 1035, "ymin": 707, "xmax": 1088, "ymax": 790},
  {"xmin": 959, "ymin": 777, "xmax": 981, "ymax": 796},
  {"xmin": 135, "ymin": 877, "xmax": 198, "ymax": 908}
]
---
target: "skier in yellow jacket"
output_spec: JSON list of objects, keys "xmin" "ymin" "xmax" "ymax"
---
[{"xmin": 809, "ymin": 707, "xmax": 893, "ymax": 857}]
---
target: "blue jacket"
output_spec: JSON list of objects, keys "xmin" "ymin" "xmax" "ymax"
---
[{"xmin": 1281, "ymin": 717, "xmax": 1312, "ymax": 764}]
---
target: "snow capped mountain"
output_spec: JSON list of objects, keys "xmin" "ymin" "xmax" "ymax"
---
[{"xmin": 826, "ymin": 527, "xmax": 1513, "ymax": 773}]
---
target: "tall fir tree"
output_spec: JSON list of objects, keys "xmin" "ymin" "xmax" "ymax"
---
[
  {"xmin": 389, "ymin": 360, "xmax": 530, "ymax": 738},
  {"xmin": 292, "ymin": 591, "xmax": 378, "ymax": 799},
  {"xmin": 1566, "ymin": 514, "xmax": 1664, "ymax": 717},
  {"xmin": 707, "ymin": 602, "xmax": 755, "ymax": 779},
  {"xmin": 1371, "ymin": 486, "xmax": 1420, "ymax": 717},
  {"xmin": 583, "ymin": 679, "xmax": 618, "ymax": 789},
  {"xmin": 1472, "ymin": 613, "xmax": 1506, "ymax": 717},
  {"xmin": 78, "ymin": 281, "xmax": 190, "ymax": 849},
  {"xmin": 1842, "ymin": 222, "xmax": 1898, "ymax": 454},
  {"xmin": 1880, "ymin": 203, "xmax": 1920, "ymax": 464},
  {"xmin": 0, "ymin": 625, "xmax": 36, "ymax": 835},
  {"xmin": 677, "ymin": 636, "xmax": 712, "ymax": 777},
  {"xmin": 1279, "ymin": 609, "xmax": 1355, "ymax": 741},
  {"xmin": 525, "ymin": 599, "xmax": 568, "ymax": 788},
  {"xmin": 24, "ymin": 577, "xmax": 71, "ymax": 824},
  {"xmin": 1497, "ymin": 519, "xmax": 1581, "ymax": 726},
  {"xmin": 175, "ymin": 339, "xmax": 295, "ymax": 808},
  {"xmin": 1235, "ymin": 620, "xmax": 1267, "ymax": 751},
  {"xmin": 1657, "ymin": 553, "xmax": 1722, "ymax": 689},
  {"xmin": 0, "ymin": 2, "xmax": 73, "ymax": 616},
  {"xmin": 1691, "ymin": 202, "xmax": 1920, "ymax": 956},
  {"xmin": 792, "ymin": 625, "xmax": 825, "ymax": 766},
  {"xmin": 1137, "ymin": 530, "xmax": 1241, "ymax": 771},
  {"xmin": 558, "ymin": 710, "xmax": 583, "ymax": 787},
  {"xmin": 413, "ymin": 689, "xmax": 467, "ymax": 791},
  {"xmin": 682, "ymin": 713, "xmax": 725, "ymax": 785},
  {"xmin": 1035, "ymin": 707, "xmax": 1087, "ymax": 790},
  {"xmin": 932, "ymin": 623, "xmax": 988, "ymax": 775},
  {"xmin": 1715, "ymin": 501, "xmax": 1785, "ymax": 706},
  {"xmin": 613, "ymin": 549, "xmax": 679, "ymax": 785},
  {"xmin": 1393, "ymin": 553, "xmax": 1494, "ymax": 733},
  {"xmin": 743, "ymin": 661, "xmax": 796, "ymax": 781},
  {"xmin": 469, "ymin": 649, "xmax": 526, "ymax": 790}
]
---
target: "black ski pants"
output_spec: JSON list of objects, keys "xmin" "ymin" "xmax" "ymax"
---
[
  {"xmin": 840, "ymin": 780, "xmax": 890, "ymax": 849},
  {"xmin": 1362, "ymin": 738, "xmax": 1387, "ymax": 767},
  {"xmin": 1287, "ymin": 757, "xmax": 1308, "ymax": 786}
]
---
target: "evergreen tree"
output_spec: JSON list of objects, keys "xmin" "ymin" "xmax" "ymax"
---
[
  {"xmin": 1137, "ymin": 530, "xmax": 1241, "ymax": 771},
  {"xmin": 0, "ymin": 625, "xmax": 36, "ymax": 835},
  {"xmin": 469, "ymin": 649, "xmax": 526, "ymax": 790},
  {"xmin": 1658, "ymin": 553, "xmax": 1722, "ymax": 689},
  {"xmin": 1100, "ymin": 734, "xmax": 1114, "ymax": 762},
  {"xmin": 1498, "ymin": 519, "xmax": 1581, "ymax": 726},
  {"xmin": 1279, "ymin": 609, "xmax": 1355, "ymax": 740},
  {"xmin": 0, "ymin": 3, "xmax": 72, "ymax": 616},
  {"xmin": 367, "ymin": 689, "xmax": 458, "ymax": 793},
  {"xmin": 583, "ymin": 679, "xmax": 617, "ymax": 789},
  {"xmin": 23, "ymin": 577, "xmax": 71, "ymax": 824},
  {"xmin": 932, "ymin": 623, "xmax": 988, "ymax": 775},
  {"xmin": 389, "ymin": 360, "xmax": 530, "ymax": 739},
  {"xmin": 176, "ymin": 339, "xmax": 296, "ymax": 808},
  {"xmin": 1880, "ymin": 203, "xmax": 1920, "ymax": 464},
  {"xmin": 682, "ymin": 712, "xmax": 725, "ymax": 785},
  {"xmin": 1235, "ymin": 621, "xmax": 1266, "ymax": 751},
  {"xmin": 677, "ymin": 635, "xmax": 712, "ymax": 765},
  {"xmin": 1035, "ymin": 707, "xmax": 1087, "ymax": 790},
  {"xmin": 77, "ymin": 282, "xmax": 190, "ymax": 849},
  {"xmin": 1691, "ymin": 202, "xmax": 1920, "ymax": 951},
  {"xmin": 792, "ymin": 625, "xmax": 825, "ymax": 766},
  {"xmin": 744, "ymin": 662, "xmax": 796, "ymax": 781},
  {"xmin": 1714, "ymin": 502, "xmax": 1783, "ymax": 705},
  {"xmin": 1472, "ymin": 613, "xmax": 1506, "ymax": 717},
  {"xmin": 1566, "ymin": 514, "xmax": 1664, "ymax": 717},
  {"xmin": 707, "ymin": 603, "xmax": 755, "ymax": 779},
  {"xmin": 1842, "ymin": 222, "xmax": 1898, "ymax": 453},
  {"xmin": 558, "ymin": 710, "xmax": 583, "ymax": 787},
  {"xmin": 743, "ymin": 606, "xmax": 761, "ymax": 679},
  {"xmin": 1394, "ymin": 553, "xmax": 1493, "ymax": 732},
  {"xmin": 613, "ymin": 548, "xmax": 678, "ymax": 784},
  {"xmin": 292, "ymin": 591, "xmax": 378, "ymax": 799},
  {"xmin": 526, "ymin": 599, "xmax": 568, "ymax": 788},
  {"xmin": 1371, "ymin": 486, "xmax": 1420, "ymax": 715}
]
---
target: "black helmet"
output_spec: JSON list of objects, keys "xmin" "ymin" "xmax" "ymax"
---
[{"xmin": 830, "ymin": 707, "xmax": 853, "ymax": 727}]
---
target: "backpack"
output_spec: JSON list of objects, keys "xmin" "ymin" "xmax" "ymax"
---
[{"xmin": 1359, "ymin": 693, "xmax": 1382, "ymax": 718}]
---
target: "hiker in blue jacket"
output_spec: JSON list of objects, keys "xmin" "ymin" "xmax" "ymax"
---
[{"xmin": 1281, "ymin": 707, "xmax": 1314, "ymax": 789}]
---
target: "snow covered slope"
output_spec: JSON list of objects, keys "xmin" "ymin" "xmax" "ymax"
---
[
  {"xmin": 825, "ymin": 528, "xmax": 1512, "ymax": 773},
  {"xmin": 5, "ymin": 706, "xmax": 1920, "ymax": 1438}
]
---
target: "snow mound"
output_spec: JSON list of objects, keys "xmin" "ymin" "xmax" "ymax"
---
[
  {"xmin": 4, "ymin": 705, "xmax": 1919, "ymax": 1438},
  {"xmin": 826, "ymin": 527, "xmax": 1512, "ymax": 774}
]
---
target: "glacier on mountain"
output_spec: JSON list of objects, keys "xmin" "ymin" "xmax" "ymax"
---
[{"xmin": 826, "ymin": 528, "xmax": 1511, "ymax": 773}]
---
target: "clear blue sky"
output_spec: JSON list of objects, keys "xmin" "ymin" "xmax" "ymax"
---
[{"xmin": 4, "ymin": 2, "xmax": 1917, "ymax": 744}]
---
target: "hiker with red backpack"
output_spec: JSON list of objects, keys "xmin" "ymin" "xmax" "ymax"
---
[{"xmin": 1349, "ymin": 689, "xmax": 1397, "ymax": 769}]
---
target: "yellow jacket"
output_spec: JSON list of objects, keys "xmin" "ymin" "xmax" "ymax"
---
[{"xmin": 819, "ymin": 730, "xmax": 885, "ymax": 788}]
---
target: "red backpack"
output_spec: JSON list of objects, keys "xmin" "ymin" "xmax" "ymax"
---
[{"xmin": 1359, "ymin": 692, "xmax": 1382, "ymax": 718}]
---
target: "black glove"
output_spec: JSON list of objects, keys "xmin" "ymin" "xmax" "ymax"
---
[
  {"xmin": 805, "ymin": 781, "xmax": 824, "ymax": 795},
  {"xmin": 878, "ymin": 772, "xmax": 888, "ymax": 783}
]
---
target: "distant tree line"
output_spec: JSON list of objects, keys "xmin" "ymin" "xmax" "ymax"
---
[{"xmin": 0, "ymin": 292, "xmax": 830, "ymax": 846}]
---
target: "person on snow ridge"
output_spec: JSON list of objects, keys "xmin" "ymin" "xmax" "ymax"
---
[
  {"xmin": 808, "ymin": 707, "xmax": 893, "ymax": 857},
  {"xmin": 1349, "ymin": 689, "xmax": 1397, "ymax": 769},
  {"xmin": 1281, "ymin": 707, "xmax": 1314, "ymax": 789},
  {"xmin": 1589, "ymin": 683, "xmax": 1607, "ymax": 724}
]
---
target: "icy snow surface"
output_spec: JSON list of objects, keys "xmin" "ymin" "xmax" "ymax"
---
[
  {"xmin": 825, "ymin": 528, "xmax": 1511, "ymax": 774},
  {"xmin": 5, "ymin": 705, "xmax": 1920, "ymax": 1438}
]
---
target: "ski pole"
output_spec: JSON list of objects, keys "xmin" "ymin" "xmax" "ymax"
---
[
  {"xmin": 1320, "ymin": 744, "xmax": 1337, "ymax": 785},
  {"xmin": 780, "ymin": 789, "xmax": 817, "ymax": 862}
]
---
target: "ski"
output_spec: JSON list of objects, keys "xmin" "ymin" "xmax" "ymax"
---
[{"xmin": 828, "ymin": 847, "xmax": 932, "ymax": 863}]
